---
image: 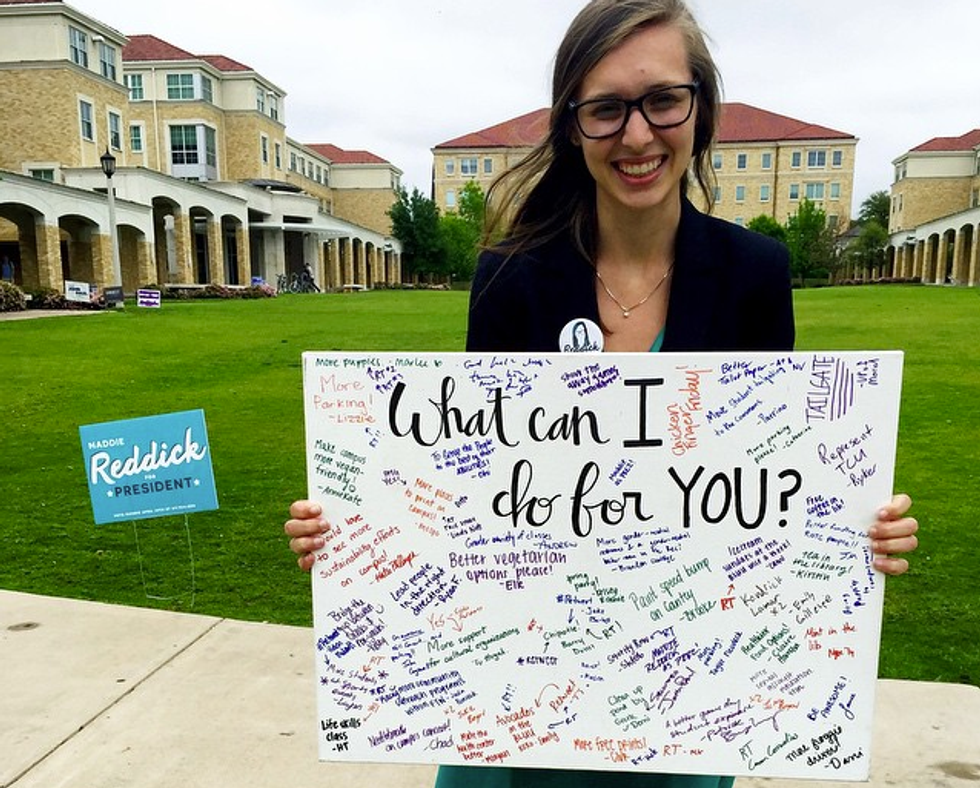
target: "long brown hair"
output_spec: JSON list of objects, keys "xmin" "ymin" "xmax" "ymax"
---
[{"xmin": 483, "ymin": 0, "xmax": 721, "ymax": 262}]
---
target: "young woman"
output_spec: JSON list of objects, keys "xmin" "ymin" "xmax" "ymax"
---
[{"xmin": 286, "ymin": 1, "xmax": 919, "ymax": 786}]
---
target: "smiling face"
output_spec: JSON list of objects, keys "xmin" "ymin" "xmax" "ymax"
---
[{"xmin": 572, "ymin": 23, "xmax": 696, "ymax": 226}]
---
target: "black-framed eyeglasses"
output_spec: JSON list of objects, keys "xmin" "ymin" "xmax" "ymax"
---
[{"xmin": 568, "ymin": 80, "xmax": 700, "ymax": 140}]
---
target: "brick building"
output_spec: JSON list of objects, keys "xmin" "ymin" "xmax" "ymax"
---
[
  {"xmin": 883, "ymin": 130, "xmax": 980, "ymax": 286},
  {"xmin": 431, "ymin": 103, "xmax": 857, "ymax": 232},
  {"xmin": 0, "ymin": 0, "xmax": 403, "ymax": 293},
  {"xmin": 709, "ymin": 103, "xmax": 856, "ymax": 230}
]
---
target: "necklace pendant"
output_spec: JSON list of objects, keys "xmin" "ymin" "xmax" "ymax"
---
[{"xmin": 622, "ymin": 310, "xmax": 630, "ymax": 318}]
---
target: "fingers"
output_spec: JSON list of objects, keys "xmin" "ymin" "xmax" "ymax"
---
[
  {"xmin": 869, "ymin": 493, "xmax": 918, "ymax": 576},
  {"xmin": 289, "ymin": 499, "xmax": 322, "ymax": 520},
  {"xmin": 284, "ymin": 500, "xmax": 330, "ymax": 573},
  {"xmin": 872, "ymin": 555, "xmax": 910, "ymax": 576},
  {"xmin": 877, "ymin": 493, "xmax": 912, "ymax": 520}
]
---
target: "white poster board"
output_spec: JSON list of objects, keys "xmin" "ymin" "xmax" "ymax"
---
[{"xmin": 303, "ymin": 351, "xmax": 902, "ymax": 780}]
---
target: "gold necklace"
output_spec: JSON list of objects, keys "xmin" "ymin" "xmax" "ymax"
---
[{"xmin": 595, "ymin": 262, "xmax": 674, "ymax": 318}]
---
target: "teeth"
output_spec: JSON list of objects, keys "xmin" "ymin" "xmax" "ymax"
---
[{"xmin": 618, "ymin": 157, "xmax": 664, "ymax": 176}]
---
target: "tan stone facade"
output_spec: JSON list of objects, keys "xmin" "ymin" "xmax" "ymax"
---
[
  {"xmin": 1, "ymin": 1, "xmax": 402, "ymax": 294},
  {"xmin": 708, "ymin": 140, "xmax": 857, "ymax": 229},
  {"xmin": 881, "ymin": 132, "xmax": 980, "ymax": 288},
  {"xmin": 0, "ymin": 65, "xmax": 129, "ymax": 173},
  {"xmin": 221, "ymin": 111, "xmax": 287, "ymax": 182},
  {"xmin": 331, "ymin": 189, "xmax": 395, "ymax": 236},
  {"xmin": 890, "ymin": 177, "xmax": 973, "ymax": 234},
  {"xmin": 432, "ymin": 147, "xmax": 533, "ymax": 211}
]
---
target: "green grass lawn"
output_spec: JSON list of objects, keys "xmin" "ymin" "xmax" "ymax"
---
[{"xmin": 1, "ymin": 286, "xmax": 976, "ymax": 685}]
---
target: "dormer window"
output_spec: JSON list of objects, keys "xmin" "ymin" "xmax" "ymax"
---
[{"xmin": 69, "ymin": 27, "xmax": 88, "ymax": 67}]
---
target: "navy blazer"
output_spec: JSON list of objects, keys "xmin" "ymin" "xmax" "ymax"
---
[{"xmin": 467, "ymin": 199, "xmax": 795, "ymax": 353}]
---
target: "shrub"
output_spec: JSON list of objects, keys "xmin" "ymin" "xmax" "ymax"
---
[
  {"xmin": 0, "ymin": 281, "xmax": 27, "ymax": 313},
  {"xmin": 24, "ymin": 287, "xmax": 105, "ymax": 310}
]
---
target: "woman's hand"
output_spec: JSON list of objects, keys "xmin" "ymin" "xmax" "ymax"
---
[
  {"xmin": 869, "ymin": 493, "xmax": 918, "ymax": 576},
  {"xmin": 284, "ymin": 500, "xmax": 330, "ymax": 572}
]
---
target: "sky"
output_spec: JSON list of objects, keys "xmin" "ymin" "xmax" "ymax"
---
[{"xmin": 76, "ymin": 0, "xmax": 980, "ymax": 213}]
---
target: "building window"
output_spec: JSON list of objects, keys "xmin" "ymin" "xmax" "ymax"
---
[
  {"xmin": 760, "ymin": 184, "xmax": 771, "ymax": 202},
  {"xmin": 167, "ymin": 73, "xmax": 195, "ymax": 100},
  {"xmin": 460, "ymin": 157, "xmax": 478, "ymax": 176},
  {"xmin": 29, "ymin": 169, "xmax": 55, "ymax": 182},
  {"xmin": 99, "ymin": 43, "xmax": 117, "ymax": 81},
  {"xmin": 830, "ymin": 183, "xmax": 841, "ymax": 200},
  {"xmin": 256, "ymin": 87, "xmax": 265, "ymax": 114},
  {"xmin": 275, "ymin": 142, "xmax": 282, "ymax": 169},
  {"xmin": 108, "ymin": 111, "xmax": 122, "ymax": 150},
  {"xmin": 712, "ymin": 152, "xmax": 722, "ymax": 170},
  {"xmin": 972, "ymin": 188, "xmax": 980, "ymax": 208},
  {"xmin": 171, "ymin": 125, "xmax": 199, "ymax": 164},
  {"xmin": 761, "ymin": 152, "xmax": 772, "ymax": 170},
  {"xmin": 735, "ymin": 185, "xmax": 745, "ymax": 202},
  {"xmin": 69, "ymin": 27, "xmax": 88, "ymax": 68},
  {"xmin": 201, "ymin": 76, "xmax": 213, "ymax": 103},
  {"xmin": 791, "ymin": 151, "xmax": 801, "ymax": 169},
  {"xmin": 79, "ymin": 99, "xmax": 94, "ymax": 141},
  {"xmin": 125, "ymin": 74, "xmax": 144, "ymax": 101},
  {"xmin": 805, "ymin": 182, "xmax": 825, "ymax": 200},
  {"xmin": 734, "ymin": 217, "xmax": 745, "ymax": 227},
  {"xmin": 484, "ymin": 158, "xmax": 493, "ymax": 175},
  {"xmin": 445, "ymin": 159, "xmax": 455, "ymax": 176},
  {"xmin": 260, "ymin": 135, "xmax": 269, "ymax": 164},
  {"xmin": 316, "ymin": 165, "xmax": 323, "ymax": 183},
  {"xmin": 789, "ymin": 183, "xmax": 800, "ymax": 200},
  {"xmin": 446, "ymin": 190, "xmax": 456, "ymax": 208},
  {"xmin": 269, "ymin": 94, "xmax": 279, "ymax": 121},
  {"xmin": 204, "ymin": 127, "xmax": 216, "ymax": 168},
  {"xmin": 130, "ymin": 124, "xmax": 144, "ymax": 153},
  {"xmin": 807, "ymin": 150, "xmax": 827, "ymax": 169},
  {"xmin": 832, "ymin": 150, "xmax": 843, "ymax": 168},
  {"xmin": 736, "ymin": 153, "xmax": 747, "ymax": 170}
]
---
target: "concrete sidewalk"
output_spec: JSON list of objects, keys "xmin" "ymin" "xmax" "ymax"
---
[{"xmin": 2, "ymin": 589, "xmax": 978, "ymax": 788}]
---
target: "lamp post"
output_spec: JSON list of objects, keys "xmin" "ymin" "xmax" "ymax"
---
[{"xmin": 100, "ymin": 147, "xmax": 122, "ymax": 287}]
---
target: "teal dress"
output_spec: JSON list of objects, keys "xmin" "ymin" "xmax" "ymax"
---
[{"xmin": 433, "ymin": 328, "xmax": 733, "ymax": 788}]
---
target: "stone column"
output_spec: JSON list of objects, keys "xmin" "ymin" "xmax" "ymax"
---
[
  {"xmin": 358, "ymin": 242, "xmax": 368, "ymax": 286},
  {"xmin": 136, "ymin": 239, "xmax": 155, "ymax": 287},
  {"xmin": 341, "ymin": 238, "xmax": 353, "ymax": 285},
  {"xmin": 328, "ymin": 240, "xmax": 341, "ymax": 289},
  {"xmin": 937, "ymin": 234, "xmax": 950, "ymax": 284},
  {"xmin": 92, "ymin": 232, "xmax": 114, "ymax": 287},
  {"xmin": 172, "ymin": 212, "xmax": 193, "ymax": 284},
  {"xmin": 316, "ymin": 242, "xmax": 329, "ymax": 291},
  {"xmin": 951, "ymin": 227, "xmax": 967, "ymax": 285},
  {"xmin": 30, "ymin": 221, "xmax": 60, "ymax": 291},
  {"xmin": 207, "ymin": 217, "xmax": 225, "ymax": 285},
  {"xmin": 236, "ymin": 224, "xmax": 251, "ymax": 286},
  {"xmin": 968, "ymin": 224, "xmax": 980, "ymax": 287},
  {"xmin": 922, "ymin": 238, "xmax": 934, "ymax": 283}
]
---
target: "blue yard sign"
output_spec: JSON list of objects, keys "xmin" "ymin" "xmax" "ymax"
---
[{"xmin": 79, "ymin": 410, "xmax": 218, "ymax": 524}]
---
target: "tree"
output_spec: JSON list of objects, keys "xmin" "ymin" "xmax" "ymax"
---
[
  {"xmin": 857, "ymin": 190, "xmax": 890, "ymax": 230},
  {"xmin": 848, "ymin": 220, "xmax": 890, "ymax": 278},
  {"xmin": 746, "ymin": 214, "xmax": 787, "ymax": 245},
  {"xmin": 387, "ymin": 187, "xmax": 446, "ymax": 278},
  {"xmin": 438, "ymin": 181, "xmax": 485, "ymax": 282},
  {"xmin": 440, "ymin": 213, "xmax": 480, "ymax": 281},
  {"xmin": 784, "ymin": 199, "xmax": 837, "ymax": 286},
  {"xmin": 457, "ymin": 180, "xmax": 486, "ymax": 231}
]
